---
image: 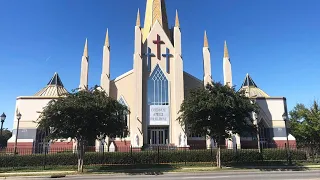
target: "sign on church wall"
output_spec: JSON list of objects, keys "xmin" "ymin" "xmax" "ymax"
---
[{"xmin": 149, "ymin": 105, "xmax": 170, "ymax": 125}]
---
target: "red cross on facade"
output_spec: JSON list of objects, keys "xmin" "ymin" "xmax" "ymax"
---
[{"xmin": 153, "ymin": 34, "xmax": 165, "ymax": 60}]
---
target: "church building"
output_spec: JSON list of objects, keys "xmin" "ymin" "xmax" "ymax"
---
[{"xmin": 8, "ymin": 0, "xmax": 295, "ymax": 152}]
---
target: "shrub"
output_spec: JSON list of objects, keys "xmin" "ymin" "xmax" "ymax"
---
[
  {"xmin": 262, "ymin": 149, "xmax": 307, "ymax": 161},
  {"xmin": 0, "ymin": 148, "xmax": 307, "ymax": 168}
]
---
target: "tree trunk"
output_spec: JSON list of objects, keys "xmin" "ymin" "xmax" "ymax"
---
[
  {"xmin": 216, "ymin": 145, "xmax": 221, "ymax": 168},
  {"xmin": 77, "ymin": 140, "xmax": 85, "ymax": 172},
  {"xmin": 216, "ymin": 136, "xmax": 222, "ymax": 169}
]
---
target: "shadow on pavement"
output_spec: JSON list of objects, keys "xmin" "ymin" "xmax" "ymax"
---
[
  {"xmin": 86, "ymin": 164, "xmax": 179, "ymax": 175},
  {"xmin": 226, "ymin": 161, "xmax": 310, "ymax": 171}
]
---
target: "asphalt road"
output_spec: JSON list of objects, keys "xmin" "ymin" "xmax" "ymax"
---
[{"xmin": 5, "ymin": 170, "xmax": 320, "ymax": 180}]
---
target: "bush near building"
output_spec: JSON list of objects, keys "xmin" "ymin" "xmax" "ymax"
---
[{"xmin": 0, "ymin": 148, "xmax": 307, "ymax": 168}]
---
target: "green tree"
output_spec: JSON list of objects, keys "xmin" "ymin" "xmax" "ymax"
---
[
  {"xmin": 178, "ymin": 82, "xmax": 257, "ymax": 168},
  {"xmin": 289, "ymin": 101, "xmax": 320, "ymax": 159},
  {"xmin": 0, "ymin": 129, "xmax": 12, "ymax": 147},
  {"xmin": 37, "ymin": 86, "xmax": 128, "ymax": 172}
]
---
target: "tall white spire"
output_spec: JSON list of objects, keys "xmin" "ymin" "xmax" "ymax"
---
[
  {"xmin": 133, "ymin": 9, "xmax": 143, "ymax": 148},
  {"xmin": 136, "ymin": 8, "xmax": 141, "ymax": 27},
  {"xmin": 175, "ymin": 9, "xmax": 180, "ymax": 28},
  {"xmin": 79, "ymin": 38, "xmax": 89, "ymax": 89},
  {"xmin": 142, "ymin": 0, "xmax": 169, "ymax": 42},
  {"xmin": 203, "ymin": 31, "xmax": 212, "ymax": 86},
  {"xmin": 101, "ymin": 29, "xmax": 110, "ymax": 94},
  {"xmin": 223, "ymin": 41, "xmax": 232, "ymax": 87}
]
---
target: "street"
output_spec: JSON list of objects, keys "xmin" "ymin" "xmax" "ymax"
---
[{"xmin": 4, "ymin": 170, "xmax": 320, "ymax": 180}]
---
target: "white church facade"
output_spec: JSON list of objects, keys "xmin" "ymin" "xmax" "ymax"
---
[{"xmin": 8, "ymin": 0, "xmax": 295, "ymax": 153}]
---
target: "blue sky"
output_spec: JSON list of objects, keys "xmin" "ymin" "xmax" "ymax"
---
[{"xmin": 0, "ymin": 0, "xmax": 319, "ymax": 130}]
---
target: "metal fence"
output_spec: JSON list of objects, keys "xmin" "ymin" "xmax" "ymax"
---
[{"xmin": 0, "ymin": 143, "xmax": 319, "ymax": 171}]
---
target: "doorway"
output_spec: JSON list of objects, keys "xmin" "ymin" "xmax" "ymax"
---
[
  {"xmin": 148, "ymin": 127, "xmax": 169, "ymax": 145},
  {"xmin": 151, "ymin": 129, "xmax": 165, "ymax": 145}
]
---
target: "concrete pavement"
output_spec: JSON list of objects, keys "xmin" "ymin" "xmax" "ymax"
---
[{"xmin": 3, "ymin": 170, "xmax": 320, "ymax": 180}]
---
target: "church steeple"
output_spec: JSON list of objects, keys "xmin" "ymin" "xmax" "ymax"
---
[
  {"xmin": 175, "ymin": 10, "xmax": 180, "ymax": 28},
  {"xmin": 223, "ymin": 40, "xmax": 232, "ymax": 87},
  {"xmin": 105, "ymin": 29, "xmax": 110, "ymax": 48},
  {"xmin": 101, "ymin": 29, "xmax": 111, "ymax": 94},
  {"xmin": 142, "ymin": 0, "xmax": 170, "ymax": 42},
  {"xmin": 136, "ymin": 9, "xmax": 141, "ymax": 27},
  {"xmin": 204, "ymin": 31, "xmax": 209, "ymax": 48},
  {"xmin": 224, "ymin": 40, "xmax": 229, "ymax": 58},
  {"xmin": 83, "ymin": 38, "xmax": 88, "ymax": 57},
  {"xmin": 79, "ymin": 38, "xmax": 89, "ymax": 89},
  {"xmin": 203, "ymin": 31, "xmax": 212, "ymax": 86}
]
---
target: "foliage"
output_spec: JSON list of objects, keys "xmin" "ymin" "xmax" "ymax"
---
[
  {"xmin": 178, "ymin": 82, "xmax": 257, "ymax": 142},
  {"xmin": 38, "ymin": 86, "xmax": 129, "ymax": 141},
  {"xmin": 178, "ymin": 82, "xmax": 258, "ymax": 167},
  {"xmin": 289, "ymin": 100, "xmax": 320, "ymax": 158},
  {"xmin": 37, "ymin": 86, "xmax": 129, "ymax": 171},
  {"xmin": 0, "ymin": 149, "xmax": 307, "ymax": 168},
  {"xmin": 289, "ymin": 101, "xmax": 320, "ymax": 145},
  {"xmin": 0, "ymin": 129, "xmax": 12, "ymax": 147}
]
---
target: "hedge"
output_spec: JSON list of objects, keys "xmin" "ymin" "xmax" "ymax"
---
[{"xmin": 0, "ymin": 149, "xmax": 307, "ymax": 167}]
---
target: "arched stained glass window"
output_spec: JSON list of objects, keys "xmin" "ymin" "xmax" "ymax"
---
[
  {"xmin": 147, "ymin": 65, "xmax": 169, "ymax": 105},
  {"xmin": 118, "ymin": 96, "xmax": 129, "ymax": 137}
]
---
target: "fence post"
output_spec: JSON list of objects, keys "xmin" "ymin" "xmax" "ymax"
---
[
  {"xmin": 235, "ymin": 143, "xmax": 238, "ymax": 164},
  {"xmin": 210, "ymin": 146, "xmax": 213, "ymax": 166},
  {"xmin": 285, "ymin": 143, "xmax": 289, "ymax": 164},
  {"xmin": 100, "ymin": 145, "xmax": 104, "ymax": 165},
  {"xmin": 130, "ymin": 145, "xmax": 133, "ymax": 164},
  {"xmin": 184, "ymin": 147, "xmax": 187, "ymax": 165},
  {"xmin": 260, "ymin": 143, "xmax": 264, "ymax": 163},
  {"xmin": 157, "ymin": 146, "xmax": 160, "ymax": 164},
  {"xmin": 43, "ymin": 146, "xmax": 47, "ymax": 170}
]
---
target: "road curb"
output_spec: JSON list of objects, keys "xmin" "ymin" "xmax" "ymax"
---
[{"xmin": 1, "ymin": 165, "xmax": 319, "ymax": 177}]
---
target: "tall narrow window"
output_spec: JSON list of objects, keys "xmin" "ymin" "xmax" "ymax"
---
[
  {"xmin": 147, "ymin": 65, "xmax": 169, "ymax": 106},
  {"xmin": 118, "ymin": 96, "xmax": 129, "ymax": 137}
]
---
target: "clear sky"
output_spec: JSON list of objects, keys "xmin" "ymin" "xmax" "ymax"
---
[{"xmin": 0, "ymin": 0, "xmax": 319, "ymax": 130}]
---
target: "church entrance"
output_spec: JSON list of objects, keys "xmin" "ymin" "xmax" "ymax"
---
[
  {"xmin": 148, "ymin": 127, "xmax": 169, "ymax": 145},
  {"xmin": 146, "ymin": 65, "xmax": 170, "ymax": 146},
  {"xmin": 151, "ymin": 129, "xmax": 165, "ymax": 145}
]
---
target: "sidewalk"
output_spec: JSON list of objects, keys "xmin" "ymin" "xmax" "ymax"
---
[
  {"xmin": 0, "ymin": 165, "xmax": 319, "ymax": 178},
  {"xmin": 0, "ymin": 171, "xmax": 76, "ymax": 178}
]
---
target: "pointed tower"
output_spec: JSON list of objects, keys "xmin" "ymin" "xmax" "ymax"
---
[
  {"xmin": 142, "ymin": 0, "xmax": 170, "ymax": 42},
  {"xmin": 175, "ymin": 10, "xmax": 180, "ymax": 28},
  {"xmin": 101, "ymin": 29, "xmax": 111, "ymax": 95},
  {"xmin": 223, "ymin": 41, "xmax": 233, "ymax": 87},
  {"xmin": 172, "ymin": 8, "xmax": 185, "ymax": 147},
  {"xmin": 203, "ymin": 31, "xmax": 214, "ymax": 149},
  {"xmin": 136, "ymin": 8, "xmax": 141, "ymax": 27},
  {"xmin": 132, "ymin": 8, "xmax": 143, "ymax": 148},
  {"xmin": 203, "ymin": 31, "xmax": 212, "ymax": 86},
  {"xmin": 174, "ymin": 10, "xmax": 181, "ymax": 54},
  {"xmin": 79, "ymin": 39, "xmax": 89, "ymax": 89}
]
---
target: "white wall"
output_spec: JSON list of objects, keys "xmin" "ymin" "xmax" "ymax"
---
[
  {"xmin": 8, "ymin": 97, "xmax": 54, "ymax": 143},
  {"xmin": 256, "ymin": 97, "xmax": 286, "ymax": 128}
]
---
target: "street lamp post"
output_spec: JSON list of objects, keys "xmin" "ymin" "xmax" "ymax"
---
[
  {"xmin": 0, "ymin": 113, "xmax": 6, "ymax": 136},
  {"xmin": 282, "ymin": 113, "xmax": 292, "ymax": 165},
  {"xmin": 14, "ymin": 111, "xmax": 22, "ymax": 155}
]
